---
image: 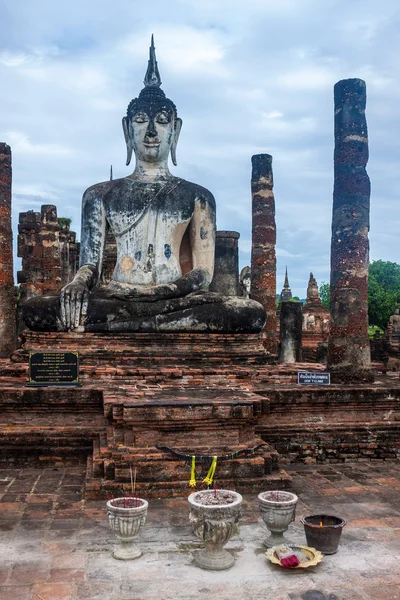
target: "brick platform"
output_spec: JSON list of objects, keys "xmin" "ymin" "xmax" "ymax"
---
[
  {"xmin": 2, "ymin": 330, "xmax": 400, "ymax": 500},
  {"xmin": 4, "ymin": 332, "xmax": 290, "ymax": 497}
]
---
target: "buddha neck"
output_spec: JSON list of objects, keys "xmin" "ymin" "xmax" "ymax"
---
[{"xmin": 130, "ymin": 157, "xmax": 172, "ymax": 182}]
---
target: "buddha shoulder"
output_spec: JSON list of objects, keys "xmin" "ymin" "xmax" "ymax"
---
[
  {"xmin": 82, "ymin": 178, "xmax": 125, "ymax": 203},
  {"xmin": 175, "ymin": 179, "xmax": 216, "ymax": 212}
]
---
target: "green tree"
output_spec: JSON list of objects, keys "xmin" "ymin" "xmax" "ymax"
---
[
  {"xmin": 368, "ymin": 260, "xmax": 400, "ymax": 330},
  {"xmin": 58, "ymin": 217, "xmax": 72, "ymax": 229},
  {"xmin": 311, "ymin": 262, "xmax": 400, "ymax": 329},
  {"xmin": 319, "ymin": 282, "xmax": 330, "ymax": 309}
]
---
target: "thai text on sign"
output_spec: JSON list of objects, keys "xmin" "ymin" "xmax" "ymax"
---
[
  {"xmin": 28, "ymin": 351, "xmax": 80, "ymax": 386},
  {"xmin": 298, "ymin": 371, "xmax": 330, "ymax": 385}
]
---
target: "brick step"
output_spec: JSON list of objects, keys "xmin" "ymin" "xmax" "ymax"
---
[
  {"xmin": 258, "ymin": 422, "xmax": 400, "ymax": 463},
  {"xmin": 256, "ymin": 386, "xmax": 400, "ymax": 414},
  {"xmin": 85, "ymin": 457, "xmax": 291, "ymax": 499},
  {"xmin": 0, "ymin": 446, "xmax": 91, "ymax": 467},
  {"xmin": 0, "ymin": 387, "xmax": 104, "ymax": 412},
  {"xmin": 102, "ymin": 446, "xmax": 279, "ymax": 470},
  {"xmin": 112, "ymin": 456, "xmax": 268, "ymax": 483},
  {"xmin": 14, "ymin": 331, "xmax": 271, "ymax": 366},
  {"xmin": 0, "ymin": 412, "xmax": 107, "ymax": 428},
  {"xmin": 0, "ymin": 412, "xmax": 107, "ymax": 466}
]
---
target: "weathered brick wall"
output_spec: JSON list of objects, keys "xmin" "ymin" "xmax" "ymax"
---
[
  {"xmin": 257, "ymin": 386, "xmax": 400, "ymax": 463},
  {"xmin": 18, "ymin": 205, "xmax": 79, "ymax": 300}
]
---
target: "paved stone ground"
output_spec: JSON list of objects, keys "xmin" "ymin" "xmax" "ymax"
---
[{"xmin": 0, "ymin": 461, "xmax": 399, "ymax": 600}]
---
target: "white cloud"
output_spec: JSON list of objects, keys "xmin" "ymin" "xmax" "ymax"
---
[
  {"xmin": 5, "ymin": 132, "xmax": 71, "ymax": 157},
  {"xmin": 0, "ymin": 52, "xmax": 29, "ymax": 67},
  {"xmin": 1, "ymin": 0, "xmax": 400, "ymax": 296}
]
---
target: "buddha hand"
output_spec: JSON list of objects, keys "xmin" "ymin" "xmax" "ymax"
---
[{"xmin": 60, "ymin": 265, "xmax": 96, "ymax": 330}]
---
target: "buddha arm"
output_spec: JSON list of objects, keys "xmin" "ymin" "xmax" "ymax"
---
[
  {"xmin": 176, "ymin": 192, "xmax": 216, "ymax": 292},
  {"xmin": 60, "ymin": 188, "xmax": 106, "ymax": 329},
  {"xmin": 150, "ymin": 191, "xmax": 215, "ymax": 298},
  {"xmin": 79, "ymin": 187, "xmax": 107, "ymax": 280}
]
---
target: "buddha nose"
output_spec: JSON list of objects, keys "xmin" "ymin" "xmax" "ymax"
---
[{"xmin": 146, "ymin": 118, "xmax": 157, "ymax": 138}]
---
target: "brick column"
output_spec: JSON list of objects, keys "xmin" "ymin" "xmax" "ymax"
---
[
  {"xmin": 40, "ymin": 205, "xmax": 61, "ymax": 295},
  {"xmin": 0, "ymin": 143, "xmax": 16, "ymax": 356},
  {"xmin": 250, "ymin": 154, "xmax": 277, "ymax": 354},
  {"xmin": 17, "ymin": 210, "xmax": 43, "ymax": 301},
  {"xmin": 18, "ymin": 205, "xmax": 62, "ymax": 300},
  {"xmin": 209, "ymin": 230, "xmax": 240, "ymax": 296},
  {"xmin": 327, "ymin": 78, "xmax": 373, "ymax": 383},
  {"xmin": 59, "ymin": 222, "xmax": 79, "ymax": 286}
]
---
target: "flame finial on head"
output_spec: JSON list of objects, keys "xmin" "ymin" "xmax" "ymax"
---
[
  {"xmin": 143, "ymin": 35, "xmax": 162, "ymax": 88},
  {"xmin": 123, "ymin": 35, "xmax": 182, "ymax": 166}
]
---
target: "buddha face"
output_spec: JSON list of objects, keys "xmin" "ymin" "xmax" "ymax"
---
[
  {"xmin": 123, "ymin": 104, "xmax": 182, "ymax": 167},
  {"xmin": 130, "ymin": 109, "xmax": 174, "ymax": 163}
]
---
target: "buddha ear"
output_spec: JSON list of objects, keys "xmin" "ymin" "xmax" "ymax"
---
[
  {"xmin": 170, "ymin": 118, "xmax": 182, "ymax": 167},
  {"xmin": 122, "ymin": 117, "xmax": 133, "ymax": 166}
]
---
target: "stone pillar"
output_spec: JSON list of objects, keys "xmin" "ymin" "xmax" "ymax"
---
[
  {"xmin": 0, "ymin": 143, "xmax": 16, "ymax": 356},
  {"xmin": 209, "ymin": 231, "xmax": 240, "ymax": 296},
  {"xmin": 251, "ymin": 154, "xmax": 277, "ymax": 353},
  {"xmin": 279, "ymin": 301, "xmax": 302, "ymax": 363},
  {"xmin": 327, "ymin": 78, "xmax": 373, "ymax": 383}
]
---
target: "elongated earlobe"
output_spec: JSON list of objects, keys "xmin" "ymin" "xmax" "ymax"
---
[
  {"xmin": 171, "ymin": 118, "xmax": 182, "ymax": 166},
  {"xmin": 122, "ymin": 117, "xmax": 133, "ymax": 166}
]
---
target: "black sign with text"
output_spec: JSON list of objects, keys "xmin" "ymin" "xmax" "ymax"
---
[
  {"xmin": 28, "ymin": 351, "xmax": 80, "ymax": 386},
  {"xmin": 298, "ymin": 371, "xmax": 330, "ymax": 385}
]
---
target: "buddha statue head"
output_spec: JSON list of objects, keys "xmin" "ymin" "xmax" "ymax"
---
[{"xmin": 122, "ymin": 36, "xmax": 182, "ymax": 168}]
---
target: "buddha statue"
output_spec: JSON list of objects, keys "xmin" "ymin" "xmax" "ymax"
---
[{"xmin": 23, "ymin": 37, "xmax": 265, "ymax": 334}]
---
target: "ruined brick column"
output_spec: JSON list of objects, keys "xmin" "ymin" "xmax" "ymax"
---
[
  {"xmin": 18, "ymin": 210, "xmax": 43, "ymax": 301},
  {"xmin": 40, "ymin": 205, "xmax": 61, "ymax": 295},
  {"xmin": 18, "ymin": 205, "xmax": 62, "ymax": 301},
  {"xmin": 59, "ymin": 221, "xmax": 79, "ymax": 286},
  {"xmin": 327, "ymin": 78, "xmax": 373, "ymax": 383},
  {"xmin": 209, "ymin": 230, "xmax": 240, "ymax": 296},
  {"xmin": 251, "ymin": 154, "xmax": 277, "ymax": 354},
  {"xmin": 0, "ymin": 143, "xmax": 16, "ymax": 356}
]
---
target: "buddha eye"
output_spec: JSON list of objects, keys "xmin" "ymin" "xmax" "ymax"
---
[
  {"xmin": 156, "ymin": 112, "xmax": 170, "ymax": 124},
  {"xmin": 133, "ymin": 113, "xmax": 148, "ymax": 123}
]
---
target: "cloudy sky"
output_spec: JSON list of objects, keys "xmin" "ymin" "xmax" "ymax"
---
[{"xmin": 1, "ymin": 0, "xmax": 399, "ymax": 297}]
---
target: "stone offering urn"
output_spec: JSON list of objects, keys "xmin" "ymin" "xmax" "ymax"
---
[
  {"xmin": 188, "ymin": 489, "xmax": 242, "ymax": 571},
  {"xmin": 258, "ymin": 490, "xmax": 298, "ymax": 548},
  {"xmin": 106, "ymin": 497, "xmax": 148, "ymax": 560}
]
